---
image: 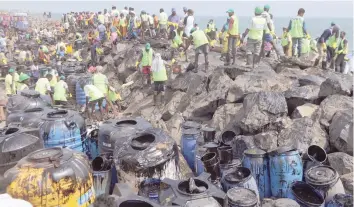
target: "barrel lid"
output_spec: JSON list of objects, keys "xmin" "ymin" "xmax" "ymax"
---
[
  {"xmin": 268, "ymin": 146, "xmax": 296, "ymax": 156},
  {"xmin": 305, "ymin": 165, "xmax": 339, "ymax": 187},
  {"xmin": 20, "ymin": 90, "xmax": 40, "ymax": 98},
  {"xmin": 27, "ymin": 148, "xmax": 66, "ymax": 165},
  {"xmin": 244, "ymin": 148, "xmax": 266, "ymax": 157},
  {"xmin": 274, "ymin": 198, "xmax": 300, "ymax": 207},
  {"xmin": 227, "ymin": 187, "xmax": 258, "ymax": 206},
  {"xmin": 201, "ymin": 126, "xmax": 215, "ymax": 132},
  {"xmin": 203, "ymin": 142, "xmax": 219, "ymax": 149},
  {"xmin": 224, "ymin": 167, "xmax": 251, "ymax": 183},
  {"xmin": 183, "ymin": 128, "xmax": 200, "ymax": 135},
  {"xmin": 182, "ymin": 121, "xmax": 201, "ymax": 129}
]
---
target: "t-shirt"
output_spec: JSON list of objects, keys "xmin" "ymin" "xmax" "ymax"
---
[
  {"xmin": 184, "ymin": 16, "xmax": 194, "ymax": 37},
  {"xmin": 104, "ymin": 13, "xmax": 111, "ymax": 23},
  {"xmin": 121, "ymin": 9, "xmax": 129, "ymax": 17},
  {"xmin": 97, "ymin": 24, "xmax": 106, "ymax": 33},
  {"xmin": 84, "ymin": 84, "xmax": 104, "ymax": 101}
]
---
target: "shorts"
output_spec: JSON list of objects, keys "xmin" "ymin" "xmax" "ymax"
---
[
  {"xmin": 246, "ymin": 38, "xmax": 262, "ymax": 55},
  {"xmin": 89, "ymin": 97, "xmax": 105, "ymax": 104},
  {"xmin": 159, "ymin": 24, "xmax": 167, "ymax": 33},
  {"xmin": 54, "ymin": 100, "xmax": 67, "ymax": 105},
  {"xmin": 264, "ymin": 33, "xmax": 273, "ymax": 42},
  {"xmin": 142, "ymin": 21, "xmax": 149, "ymax": 30},
  {"xmin": 195, "ymin": 43, "xmax": 209, "ymax": 55},
  {"xmin": 154, "ymin": 81, "xmax": 165, "ymax": 92},
  {"xmin": 142, "ymin": 66, "xmax": 151, "ymax": 74}
]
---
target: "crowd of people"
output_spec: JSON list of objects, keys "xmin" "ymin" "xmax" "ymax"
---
[{"xmin": 0, "ymin": 4, "xmax": 351, "ymax": 121}]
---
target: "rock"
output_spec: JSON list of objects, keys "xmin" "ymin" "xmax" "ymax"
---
[
  {"xmin": 166, "ymin": 113, "xmax": 184, "ymax": 145},
  {"xmin": 291, "ymin": 103, "xmax": 319, "ymax": 119},
  {"xmin": 121, "ymin": 89, "xmax": 147, "ymax": 109},
  {"xmin": 227, "ymin": 72, "xmax": 293, "ymax": 103},
  {"xmin": 298, "ymin": 75, "xmax": 326, "ymax": 86},
  {"xmin": 317, "ymin": 95, "xmax": 353, "ymax": 128},
  {"xmin": 240, "ymin": 92, "xmax": 288, "ymax": 134},
  {"xmin": 222, "ymin": 63, "xmax": 274, "ymax": 80},
  {"xmin": 183, "ymin": 90, "xmax": 226, "ymax": 122},
  {"xmin": 328, "ymin": 152, "xmax": 353, "ymax": 176},
  {"xmin": 254, "ymin": 131, "xmax": 278, "ymax": 152},
  {"xmin": 340, "ymin": 172, "xmax": 353, "ymax": 194},
  {"xmin": 232, "ymin": 135, "xmax": 255, "ymax": 159},
  {"xmin": 319, "ymin": 75, "xmax": 353, "ymax": 97},
  {"xmin": 167, "ymin": 71, "xmax": 207, "ymax": 97},
  {"xmin": 278, "ymin": 117, "xmax": 329, "ymax": 153},
  {"xmin": 211, "ymin": 103, "xmax": 243, "ymax": 132},
  {"xmin": 329, "ymin": 109, "xmax": 353, "ymax": 155},
  {"xmin": 207, "ymin": 69, "xmax": 233, "ymax": 94},
  {"xmin": 280, "ymin": 56, "xmax": 313, "ymax": 69},
  {"xmin": 276, "ymin": 67, "xmax": 308, "ymax": 82},
  {"xmin": 284, "ymin": 85, "xmax": 321, "ymax": 115},
  {"xmin": 139, "ymin": 38, "xmax": 170, "ymax": 49},
  {"xmin": 139, "ymin": 105, "xmax": 163, "ymax": 123},
  {"xmin": 161, "ymin": 91, "xmax": 189, "ymax": 121}
]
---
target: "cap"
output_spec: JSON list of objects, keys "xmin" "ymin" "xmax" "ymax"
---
[
  {"xmin": 226, "ymin": 9, "xmax": 234, "ymax": 13},
  {"xmin": 172, "ymin": 8, "xmax": 176, "ymax": 12},
  {"xmin": 183, "ymin": 7, "xmax": 187, "ymax": 11},
  {"xmin": 145, "ymin": 43, "xmax": 151, "ymax": 49},
  {"xmin": 8, "ymin": 68, "xmax": 14, "ymax": 73},
  {"xmin": 255, "ymin": 7, "xmax": 263, "ymax": 15},
  {"xmin": 141, "ymin": 10, "xmax": 146, "ymax": 14},
  {"xmin": 264, "ymin": 4, "xmax": 270, "ymax": 9},
  {"xmin": 19, "ymin": 73, "xmax": 30, "ymax": 82},
  {"xmin": 331, "ymin": 22, "xmax": 336, "ymax": 26},
  {"xmin": 60, "ymin": 75, "xmax": 65, "ymax": 80}
]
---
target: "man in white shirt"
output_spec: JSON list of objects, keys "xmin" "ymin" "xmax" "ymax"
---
[
  {"xmin": 121, "ymin": 6, "xmax": 129, "ymax": 17},
  {"xmin": 104, "ymin": 9, "xmax": 111, "ymax": 28}
]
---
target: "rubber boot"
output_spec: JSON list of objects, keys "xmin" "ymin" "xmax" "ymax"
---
[
  {"xmin": 232, "ymin": 55, "xmax": 236, "ymax": 65},
  {"xmin": 153, "ymin": 93, "xmax": 158, "ymax": 106},
  {"xmin": 314, "ymin": 58, "xmax": 320, "ymax": 67},
  {"xmin": 159, "ymin": 92, "xmax": 165, "ymax": 107},
  {"xmin": 204, "ymin": 54, "xmax": 209, "ymax": 70},
  {"xmin": 253, "ymin": 54, "xmax": 259, "ymax": 69},
  {"xmin": 192, "ymin": 54, "xmax": 199, "ymax": 73},
  {"xmin": 329, "ymin": 60, "xmax": 335, "ymax": 70},
  {"xmin": 246, "ymin": 54, "xmax": 253, "ymax": 66},
  {"xmin": 224, "ymin": 54, "xmax": 230, "ymax": 66},
  {"xmin": 321, "ymin": 61, "xmax": 327, "ymax": 70}
]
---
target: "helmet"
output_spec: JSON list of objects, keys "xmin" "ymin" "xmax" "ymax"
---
[{"xmin": 19, "ymin": 73, "xmax": 30, "ymax": 82}]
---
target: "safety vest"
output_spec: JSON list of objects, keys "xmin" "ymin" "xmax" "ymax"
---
[
  {"xmin": 141, "ymin": 49, "xmax": 154, "ymax": 67},
  {"xmin": 152, "ymin": 65, "xmax": 168, "ymax": 82},
  {"xmin": 93, "ymin": 73, "xmax": 108, "ymax": 94},
  {"xmin": 159, "ymin": 12, "xmax": 168, "ymax": 25},
  {"xmin": 98, "ymin": 14, "xmax": 105, "ymax": 24},
  {"xmin": 301, "ymin": 38, "xmax": 310, "ymax": 54},
  {"xmin": 17, "ymin": 83, "xmax": 28, "ymax": 93},
  {"xmin": 5, "ymin": 74, "xmax": 12, "ymax": 95},
  {"xmin": 119, "ymin": 19, "xmax": 126, "ymax": 27},
  {"xmin": 35, "ymin": 78, "xmax": 49, "ymax": 95},
  {"xmin": 53, "ymin": 80, "xmax": 67, "ymax": 101},
  {"xmin": 76, "ymin": 33, "xmax": 83, "ymax": 40},
  {"xmin": 141, "ymin": 14, "xmax": 149, "ymax": 22},
  {"xmin": 108, "ymin": 89, "xmax": 120, "ymax": 102},
  {"xmin": 248, "ymin": 16, "xmax": 267, "ymax": 41},
  {"xmin": 13, "ymin": 72, "xmax": 19, "ymax": 93},
  {"xmin": 49, "ymin": 71, "xmax": 58, "ymax": 87},
  {"xmin": 281, "ymin": 32, "xmax": 291, "ymax": 46},
  {"xmin": 326, "ymin": 35, "xmax": 338, "ymax": 49},
  {"xmin": 84, "ymin": 85, "xmax": 104, "ymax": 102},
  {"xmin": 192, "ymin": 30, "xmax": 209, "ymax": 48},
  {"xmin": 228, "ymin": 15, "xmax": 239, "ymax": 36},
  {"xmin": 290, "ymin": 16, "xmax": 304, "ymax": 38},
  {"xmin": 171, "ymin": 30, "xmax": 183, "ymax": 48},
  {"xmin": 336, "ymin": 38, "xmax": 348, "ymax": 55},
  {"xmin": 208, "ymin": 23, "xmax": 216, "ymax": 32}
]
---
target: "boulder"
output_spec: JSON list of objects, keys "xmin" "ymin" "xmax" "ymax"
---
[
  {"xmin": 207, "ymin": 69, "xmax": 233, "ymax": 94},
  {"xmin": 254, "ymin": 131, "xmax": 278, "ymax": 152},
  {"xmin": 139, "ymin": 105, "xmax": 163, "ymax": 123},
  {"xmin": 340, "ymin": 172, "xmax": 353, "ymax": 194},
  {"xmin": 276, "ymin": 67, "xmax": 308, "ymax": 83},
  {"xmin": 280, "ymin": 56, "xmax": 313, "ymax": 69},
  {"xmin": 232, "ymin": 135, "xmax": 255, "ymax": 159},
  {"xmin": 102, "ymin": 54, "xmax": 114, "ymax": 65},
  {"xmin": 166, "ymin": 113, "xmax": 184, "ymax": 145},
  {"xmin": 211, "ymin": 103, "xmax": 243, "ymax": 132},
  {"xmin": 227, "ymin": 72, "xmax": 293, "ymax": 103},
  {"xmin": 121, "ymin": 89, "xmax": 147, "ymax": 109},
  {"xmin": 139, "ymin": 38, "xmax": 170, "ymax": 49},
  {"xmin": 298, "ymin": 75, "xmax": 326, "ymax": 86},
  {"xmin": 161, "ymin": 91, "xmax": 189, "ymax": 121},
  {"xmin": 278, "ymin": 117, "xmax": 329, "ymax": 153},
  {"xmin": 319, "ymin": 75, "xmax": 353, "ymax": 97},
  {"xmin": 284, "ymin": 85, "xmax": 321, "ymax": 114},
  {"xmin": 183, "ymin": 90, "xmax": 226, "ymax": 122},
  {"xmin": 329, "ymin": 109, "xmax": 353, "ymax": 155},
  {"xmin": 291, "ymin": 103, "xmax": 319, "ymax": 119},
  {"xmin": 222, "ymin": 63, "xmax": 274, "ymax": 80},
  {"xmin": 317, "ymin": 94, "xmax": 353, "ymax": 128},
  {"xmin": 240, "ymin": 92, "xmax": 288, "ymax": 134},
  {"xmin": 167, "ymin": 71, "xmax": 207, "ymax": 97},
  {"xmin": 327, "ymin": 152, "xmax": 353, "ymax": 176}
]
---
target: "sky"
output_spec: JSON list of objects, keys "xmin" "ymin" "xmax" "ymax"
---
[{"xmin": 0, "ymin": 0, "xmax": 353, "ymax": 18}]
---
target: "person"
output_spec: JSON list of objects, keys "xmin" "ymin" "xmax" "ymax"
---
[
  {"xmin": 184, "ymin": 9, "xmax": 194, "ymax": 37},
  {"xmin": 121, "ymin": 6, "xmax": 129, "ymax": 17},
  {"xmin": 225, "ymin": 9, "xmax": 239, "ymax": 66},
  {"xmin": 281, "ymin": 27, "xmax": 292, "ymax": 56},
  {"xmin": 326, "ymin": 27, "xmax": 340, "ymax": 69},
  {"xmin": 288, "ymin": 8, "xmax": 307, "ymax": 58},
  {"xmin": 137, "ymin": 43, "xmax": 154, "ymax": 85},
  {"xmin": 111, "ymin": 6, "xmax": 119, "ymax": 17},
  {"xmin": 206, "ymin": 19, "xmax": 216, "ymax": 40},
  {"xmin": 118, "ymin": 13, "xmax": 127, "ymax": 40},
  {"xmin": 104, "ymin": 9, "xmax": 111, "ymax": 28},
  {"xmin": 170, "ymin": 24, "xmax": 185, "ymax": 60},
  {"xmin": 97, "ymin": 11, "xmax": 105, "ymax": 25},
  {"xmin": 168, "ymin": 8, "xmax": 180, "ymax": 35},
  {"xmin": 74, "ymin": 33, "xmax": 83, "ymax": 50},
  {"xmin": 127, "ymin": 11, "xmax": 138, "ymax": 40},
  {"xmin": 141, "ymin": 11, "xmax": 152, "ymax": 40},
  {"xmin": 16, "ymin": 73, "xmax": 30, "ymax": 93},
  {"xmin": 159, "ymin": 9, "xmax": 168, "ymax": 38},
  {"xmin": 314, "ymin": 25, "xmax": 339, "ymax": 69},
  {"xmin": 188, "ymin": 28, "xmax": 209, "ymax": 72},
  {"xmin": 151, "ymin": 53, "xmax": 168, "ymax": 106},
  {"xmin": 31, "ymin": 60, "xmax": 39, "ymax": 83},
  {"xmin": 83, "ymin": 79, "xmax": 106, "ymax": 121},
  {"xmin": 5, "ymin": 68, "xmax": 15, "ymax": 96},
  {"xmin": 35, "ymin": 73, "xmax": 52, "ymax": 96},
  {"xmin": 241, "ymin": 7, "xmax": 269, "ymax": 68},
  {"xmin": 335, "ymin": 31, "xmax": 348, "ymax": 73},
  {"xmin": 56, "ymin": 46, "xmax": 66, "ymax": 59},
  {"xmin": 53, "ymin": 75, "xmax": 68, "ymax": 105},
  {"xmin": 147, "ymin": 13, "xmax": 155, "ymax": 37},
  {"xmin": 183, "ymin": 7, "xmax": 188, "ymax": 18},
  {"xmin": 97, "ymin": 22, "xmax": 106, "ymax": 42}
]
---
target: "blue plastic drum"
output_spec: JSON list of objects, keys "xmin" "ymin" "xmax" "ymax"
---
[{"xmin": 181, "ymin": 128, "xmax": 199, "ymax": 170}]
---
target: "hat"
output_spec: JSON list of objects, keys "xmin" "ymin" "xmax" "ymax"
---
[
  {"xmin": 8, "ymin": 68, "xmax": 14, "ymax": 73},
  {"xmin": 226, "ymin": 9, "xmax": 234, "ymax": 13},
  {"xmin": 19, "ymin": 73, "xmax": 30, "ymax": 82},
  {"xmin": 60, "ymin": 75, "xmax": 65, "ymax": 80},
  {"xmin": 255, "ymin": 7, "xmax": 263, "ymax": 15},
  {"xmin": 145, "ymin": 43, "xmax": 151, "ymax": 49},
  {"xmin": 331, "ymin": 22, "xmax": 335, "ymax": 26},
  {"xmin": 264, "ymin": 4, "xmax": 270, "ymax": 9},
  {"xmin": 172, "ymin": 8, "xmax": 176, "ymax": 12},
  {"xmin": 190, "ymin": 28, "xmax": 197, "ymax": 34}
]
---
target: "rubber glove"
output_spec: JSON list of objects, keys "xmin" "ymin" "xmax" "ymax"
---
[
  {"xmin": 322, "ymin": 43, "xmax": 326, "ymax": 49},
  {"xmin": 171, "ymin": 58, "xmax": 176, "ymax": 64},
  {"xmin": 135, "ymin": 61, "xmax": 140, "ymax": 67}
]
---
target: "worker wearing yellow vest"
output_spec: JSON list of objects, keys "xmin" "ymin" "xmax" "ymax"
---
[
  {"xmin": 335, "ymin": 31, "xmax": 348, "ymax": 73},
  {"xmin": 97, "ymin": 11, "xmax": 105, "ymax": 24},
  {"xmin": 225, "ymin": 9, "xmax": 239, "ymax": 66},
  {"xmin": 5, "ymin": 68, "xmax": 15, "ymax": 97},
  {"xmin": 137, "ymin": 43, "xmax": 154, "ymax": 85},
  {"xmin": 281, "ymin": 27, "xmax": 292, "ymax": 56},
  {"xmin": 12, "ymin": 70, "xmax": 19, "ymax": 94},
  {"xmin": 82, "ymin": 79, "xmax": 105, "ymax": 121},
  {"xmin": 241, "ymin": 7, "xmax": 269, "ymax": 68},
  {"xmin": 16, "ymin": 73, "xmax": 30, "ymax": 93},
  {"xmin": 141, "ymin": 11, "xmax": 152, "ymax": 40},
  {"xmin": 301, "ymin": 34, "xmax": 311, "ymax": 58},
  {"xmin": 151, "ymin": 53, "xmax": 168, "ymax": 106},
  {"xmin": 288, "ymin": 8, "xmax": 307, "ymax": 58},
  {"xmin": 314, "ymin": 26, "xmax": 339, "ymax": 69},
  {"xmin": 170, "ymin": 27, "xmax": 185, "ymax": 60},
  {"xmin": 92, "ymin": 65, "xmax": 118, "ymax": 116},
  {"xmin": 53, "ymin": 75, "xmax": 68, "ymax": 105},
  {"xmin": 118, "ymin": 13, "xmax": 127, "ymax": 40},
  {"xmin": 206, "ymin": 19, "xmax": 216, "ymax": 40},
  {"xmin": 187, "ymin": 28, "xmax": 209, "ymax": 72},
  {"xmin": 35, "ymin": 73, "xmax": 53, "ymax": 102},
  {"xmin": 326, "ymin": 31, "xmax": 340, "ymax": 69},
  {"xmin": 159, "ymin": 8, "xmax": 168, "ymax": 39}
]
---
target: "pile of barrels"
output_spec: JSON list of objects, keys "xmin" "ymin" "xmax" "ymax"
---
[{"xmin": 180, "ymin": 121, "xmax": 353, "ymax": 207}]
